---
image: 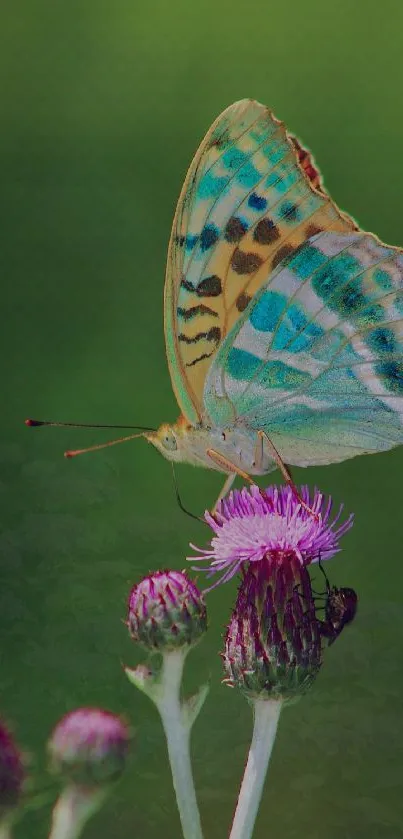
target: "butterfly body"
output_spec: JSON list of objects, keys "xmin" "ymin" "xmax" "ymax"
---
[{"xmin": 145, "ymin": 421, "xmax": 276, "ymax": 475}]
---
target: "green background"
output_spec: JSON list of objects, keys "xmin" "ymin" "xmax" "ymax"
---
[{"xmin": 2, "ymin": 1, "xmax": 403, "ymax": 836}]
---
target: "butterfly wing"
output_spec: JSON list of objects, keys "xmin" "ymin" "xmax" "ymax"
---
[
  {"xmin": 204, "ymin": 231, "xmax": 403, "ymax": 465},
  {"xmin": 164, "ymin": 99, "xmax": 357, "ymax": 425}
]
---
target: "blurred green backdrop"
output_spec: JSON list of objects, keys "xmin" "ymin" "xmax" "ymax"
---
[{"xmin": 2, "ymin": 1, "xmax": 403, "ymax": 836}]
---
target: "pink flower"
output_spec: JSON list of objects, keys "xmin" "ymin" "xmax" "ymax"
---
[
  {"xmin": 49, "ymin": 708, "xmax": 130, "ymax": 787},
  {"xmin": 190, "ymin": 485, "xmax": 353, "ymax": 587},
  {"xmin": 128, "ymin": 570, "xmax": 207, "ymax": 650}
]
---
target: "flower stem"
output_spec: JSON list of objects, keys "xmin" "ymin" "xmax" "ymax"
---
[
  {"xmin": 154, "ymin": 650, "xmax": 204, "ymax": 839},
  {"xmin": 229, "ymin": 699, "xmax": 282, "ymax": 839},
  {"xmin": 48, "ymin": 786, "xmax": 105, "ymax": 839},
  {"xmin": 0, "ymin": 819, "xmax": 13, "ymax": 839}
]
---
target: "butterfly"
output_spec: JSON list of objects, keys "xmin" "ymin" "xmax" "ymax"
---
[
  {"xmin": 142, "ymin": 98, "xmax": 403, "ymax": 503},
  {"xmin": 28, "ymin": 99, "xmax": 403, "ymax": 506}
]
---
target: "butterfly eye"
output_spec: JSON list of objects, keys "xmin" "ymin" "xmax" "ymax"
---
[{"xmin": 163, "ymin": 431, "xmax": 177, "ymax": 452}]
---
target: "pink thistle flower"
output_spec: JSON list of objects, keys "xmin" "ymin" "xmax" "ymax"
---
[
  {"xmin": 190, "ymin": 485, "xmax": 353, "ymax": 587},
  {"xmin": 48, "ymin": 708, "xmax": 130, "ymax": 787},
  {"xmin": 128, "ymin": 570, "xmax": 207, "ymax": 650}
]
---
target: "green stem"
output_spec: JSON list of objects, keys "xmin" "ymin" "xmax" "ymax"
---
[
  {"xmin": 154, "ymin": 650, "xmax": 204, "ymax": 839},
  {"xmin": 48, "ymin": 786, "xmax": 105, "ymax": 839},
  {"xmin": 0, "ymin": 818, "xmax": 13, "ymax": 839},
  {"xmin": 229, "ymin": 699, "xmax": 282, "ymax": 839}
]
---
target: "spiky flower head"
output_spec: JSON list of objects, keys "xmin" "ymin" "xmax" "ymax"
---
[
  {"xmin": 190, "ymin": 485, "xmax": 353, "ymax": 586},
  {"xmin": 48, "ymin": 708, "xmax": 130, "ymax": 788},
  {"xmin": 0, "ymin": 720, "xmax": 24, "ymax": 818},
  {"xmin": 224, "ymin": 555, "xmax": 322, "ymax": 702},
  {"xmin": 128, "ymin": 570, "xmax": 207, "ymax": 651}
]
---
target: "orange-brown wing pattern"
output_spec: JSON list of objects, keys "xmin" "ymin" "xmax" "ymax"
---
[{"xmin": 164, "ymin": 99, "xmax": 357, "ymax": 424}]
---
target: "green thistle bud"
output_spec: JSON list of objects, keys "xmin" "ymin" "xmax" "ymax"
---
[
  {"xmin": 224, "ymin": 555, "xmax": 322, "ymax": 702},
  {"xmin": 48, "ymin": 708, "xmax": 130, "ymax": 788},
  {"xmin": 128, "ymin": 570, "xmax": 207, "ymax": 651}
]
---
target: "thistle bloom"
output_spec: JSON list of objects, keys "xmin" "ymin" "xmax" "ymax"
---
[
  {"xmin": 205, "ymin": 484, "xmax": 354, "ymax": 839},
  {"xmin": 224, "ymin": 555, "xmax": 322, "ymax": 701},
  {"xmin": 48, "ymin": 708, "xmax": 130, "ymax": 788},
  {"xmin": 224, "ymin": 558, "xmax": 320, "ymax": 839},
  {"xmin": 0, "ymin": 720, "xmax": 24, "ymax": 819},
  {"xmin": 128, "ymin": 570, "xmax": 207, "ymax": 650},
  {"xmin": 190, "ymin": 485, "xmax": 353, "ymax": 586}
]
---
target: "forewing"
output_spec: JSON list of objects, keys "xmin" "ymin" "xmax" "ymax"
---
[
  {"xmin": 205, "ymin": 231, "xmax": 403, "ymax": 465},
  {"xmin": 164, "ymin": 99, "xmax": 357, "ymax": 424}
]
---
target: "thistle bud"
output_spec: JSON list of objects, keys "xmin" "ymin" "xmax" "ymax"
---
[
  {"xmin": 128, "ymin": 570, "xmax": 207, "ymax": 651},
  {"xmin": 48, "ymin": 708, "xmax": 130, "ymax": 788},
  {"xmin": 0, "ymin": 720, "xmax": 24, "ymax": 818},
  {"xmin": 224, "ymin": 555, "xmax": 322, "ymax": 702}
]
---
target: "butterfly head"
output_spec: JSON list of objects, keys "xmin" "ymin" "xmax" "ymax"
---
[
  {"xmin": 144, "ymin": 421, "xmax": 187, "ymax": 463},
  {"xmin": 144, "ymin": 418, "xmax": 217, "ymax": 467}
]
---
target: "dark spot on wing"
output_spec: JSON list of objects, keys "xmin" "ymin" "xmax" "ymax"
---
[
  {"xmin": 211, "ymin": 128, "xmax": 231, "ymax": 150},
  {"xmin": 271, "ymin": 245, "xmax": 295, "ymax": 269},
  {"xmin": 224, "ymin": 217, "xmax": 248, "ymax": 243},
  {"xmin": 248, "ymin": 192, "xmax": 268, "ymax": 211},
  {"xmin": 231, "ymin": 248, "xmax": 263, "ymax": 275},
  {"xmin": 336, "ymin": 284, "xmax": 365, "ymax": 314},
  {"xmin": 200, "ymin": 224, "xmax": 219, "ymax": 252},
  {"xmin": 377, "ymin": 360, "xmax": 403, "ymax": 394},
  {"xmin": 207, "ymin": 326, "xmax": 221, "ymax": 343},
  {"xmin": 181, "ymin": 278, "xmax": 195, "ymax": 293},
  {"xmin": 181, "ymin": 275, "xmax": 222, "ymax": 297},
  {"xmin": 177, "ymin": 304, "xmax": 218, "ymax": 321},
  {"xmin": 305, "ymin": 224, "xmax": 323, "ymax": 238},
  {"xmin": 367, "ymin": 327, "xmax": 396, "ymax": 355},
  {"xmin": 197, "ymin": 275, "xmax": 222, "ymax": 296},
  {"xmin": 186, "ymin": 351, "xmax": 215, "ymax": 367},
  {"xmin": 178, "ymin": 326, "xmax": 221, "ymax": 345},
  {"xmin": 185, "ymin": 234, "xmax": 199, "ymax": 251},
  {"xmin": 236, "ymin": 292, "xmax": 252, "ymax": 312},
  {"xmin": 253, "ymin": 217, "xmax": 280, "ymax": 245},
  {"xmin": 281, "ymin": 201, "xmax": 299, "ymax": 222}
]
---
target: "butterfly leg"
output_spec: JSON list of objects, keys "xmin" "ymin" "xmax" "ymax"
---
[
  {"xmin": 214, "ymin": 473, "xmax": 237, "ymax": 511},
  {"xmin": 256, "ymin": 430, "xmax": 319, "ymax": 519},
  {"xmin": 317, "ymin": 555, "xmax": 331, "ymax": 593},
  {"xmin": 206, "ymin": 448, "xmax": 252, "ymax": 512}
]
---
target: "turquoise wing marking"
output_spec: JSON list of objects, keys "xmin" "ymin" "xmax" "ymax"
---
[{"xmin": 204, "ymin": 231, "xmax": 403, "ymax": 466}]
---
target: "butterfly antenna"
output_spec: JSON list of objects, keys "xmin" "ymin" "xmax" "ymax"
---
[
  {"xmin": 25, "ymin": 419, "xmax": 155, "ymax": 458},
  {"xmin": 25, "ymin": 419, "xmax": 154, "ymax": 431},
  {"xmin": 171, "ymin": 464, "xmax": 202, "ymax": 522}
]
